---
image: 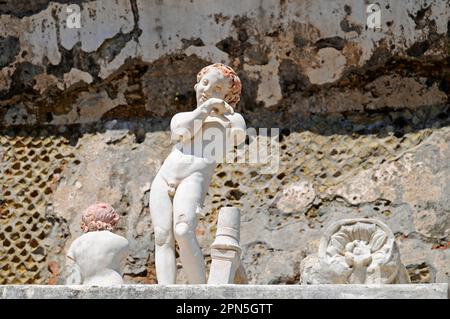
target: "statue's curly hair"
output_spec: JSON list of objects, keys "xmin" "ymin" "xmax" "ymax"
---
[
  {"xmin": 196, "ymin": 63, "xmax": 242, "ymax": 107},
  {"xmin": 81, "ymin": 202, "xmax": 119, "ymax": 233}
]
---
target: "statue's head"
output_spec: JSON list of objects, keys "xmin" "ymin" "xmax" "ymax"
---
[
  {"xmin": 195, "ymin": 63, "xmax": 241, "ymax": 108},
  {"xmin": 81, "ymin": 202, "xmax": 119, "ymax": 233}
]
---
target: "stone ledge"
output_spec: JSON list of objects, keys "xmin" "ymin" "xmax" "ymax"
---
[{"xmin": 0, "ymin": 284, "xmax": 448, "ymax": 299}]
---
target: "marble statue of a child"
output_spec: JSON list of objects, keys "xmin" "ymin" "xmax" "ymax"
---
[
  {"xmin": 65, "ymin": 203, "xmax": 129, "ymax": 285},
  {"xmin": 149, "ymin": 63, "xmax": 246, "ymax": 284}
]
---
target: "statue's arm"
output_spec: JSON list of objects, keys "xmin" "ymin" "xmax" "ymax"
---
[
  {"xmin": 170, "ymin": 102, "xmax": 213, "ymax": 142},
  {"xmin": 229, "ymin": 112, "xmax": 247, "ymax": 145}
]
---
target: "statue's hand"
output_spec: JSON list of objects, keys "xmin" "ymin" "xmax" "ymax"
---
[{"xmin": 205, "ymin": 98, "xmax": 234, "ymax": 115}]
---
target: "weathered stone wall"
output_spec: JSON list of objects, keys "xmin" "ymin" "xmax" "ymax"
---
[{"xmin": 0, "ymin": 0, "xmax": 449, "ymax": 284}]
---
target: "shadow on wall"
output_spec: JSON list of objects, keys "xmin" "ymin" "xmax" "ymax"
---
[{"xmin": 0, "ymin": 53, "xmax": 449, "ymax": 136}]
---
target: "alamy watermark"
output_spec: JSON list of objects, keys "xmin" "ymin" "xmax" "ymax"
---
[
  {"xmin": 366, "ymin": 3, "xmax": 382, "ymax": 30},
  {"xmin": 63, "ymin": 2, "xmax": 384, "ymax": 37},
  {"xmin": 66, "ymin": 4, "xmax": 81, "ymax": 29},
  {"xmin": 172, "ymin": 120, "xmax": 280, "ymax": 174}
]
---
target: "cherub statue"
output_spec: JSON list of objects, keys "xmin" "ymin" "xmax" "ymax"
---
[
  {"xmin": 149, "ymin": 63, "xmax": 246, "ymax": 284},
  {"xmin": 65, "ymin": 203, "xmax": 129, "ymax": 285}
]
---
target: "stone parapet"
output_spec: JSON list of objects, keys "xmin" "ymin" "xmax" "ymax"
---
[{"xmin": 0, "ymin": 284, "xmax": 447, "ymax": 299}]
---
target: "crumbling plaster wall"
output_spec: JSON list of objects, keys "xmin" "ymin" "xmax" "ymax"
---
[{"xmin": 1, "ymin": 0, "xmax": 449, "ymax": 123}]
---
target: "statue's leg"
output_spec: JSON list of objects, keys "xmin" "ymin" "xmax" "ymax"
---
[
  {"xmin": 173, "ymin": 173, "xmax": 207, "ymax": 284},
  {"xmin": 149, "ymin": 174, "xmax": 176, "ymax": 284}
]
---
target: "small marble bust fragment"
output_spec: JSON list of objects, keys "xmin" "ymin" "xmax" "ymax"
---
[{"xmin": 65, "ymin": 203, "xmax": 129, "ymax": 285}]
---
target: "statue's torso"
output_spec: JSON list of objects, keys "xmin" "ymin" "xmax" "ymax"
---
[
  {"xmin": 68, "ymin": 231, "xmax": 129, "ymax": 284},
  {"xmin": 159, "ymin": 115, "xmax": 234, "ymax": 182}
]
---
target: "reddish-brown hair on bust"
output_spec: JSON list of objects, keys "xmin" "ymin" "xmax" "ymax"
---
[{"xmin": 81, "ymin": 202, "xmax": 119, "ymax": 233}]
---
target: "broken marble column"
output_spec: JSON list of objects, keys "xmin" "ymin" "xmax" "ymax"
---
[
  {"xmin": 208, "ymin": 207, "xmax": 248, "ymax": 284},
  {"xmin": 65, "ymin": 203, "xmax": 129, "ymax": 285},
  {"xmin": 300, "ymin": 218, "xmax": 410, "ymax": 285}
]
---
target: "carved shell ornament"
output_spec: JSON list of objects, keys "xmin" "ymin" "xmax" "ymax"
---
[
  {"xmin": 317, "ymin": 218, "xmax": 410, "ymax": 284},
  {"xmin": 321, "ymin": 219, "xmax": 391, "ymax": 263}
]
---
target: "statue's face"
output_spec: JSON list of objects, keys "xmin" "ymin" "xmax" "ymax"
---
[{"xmin": 195, "ymin": 68, "xmax": 230, "ymax": 106}]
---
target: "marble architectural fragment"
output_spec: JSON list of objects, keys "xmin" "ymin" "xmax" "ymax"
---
[
  {"xmin": 300, "ymin": 219, "xmax": 410, "ymax": 284},
  {"xmin": 208, "ymin": 207, "xmax": 247, "ymax": 284}
]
